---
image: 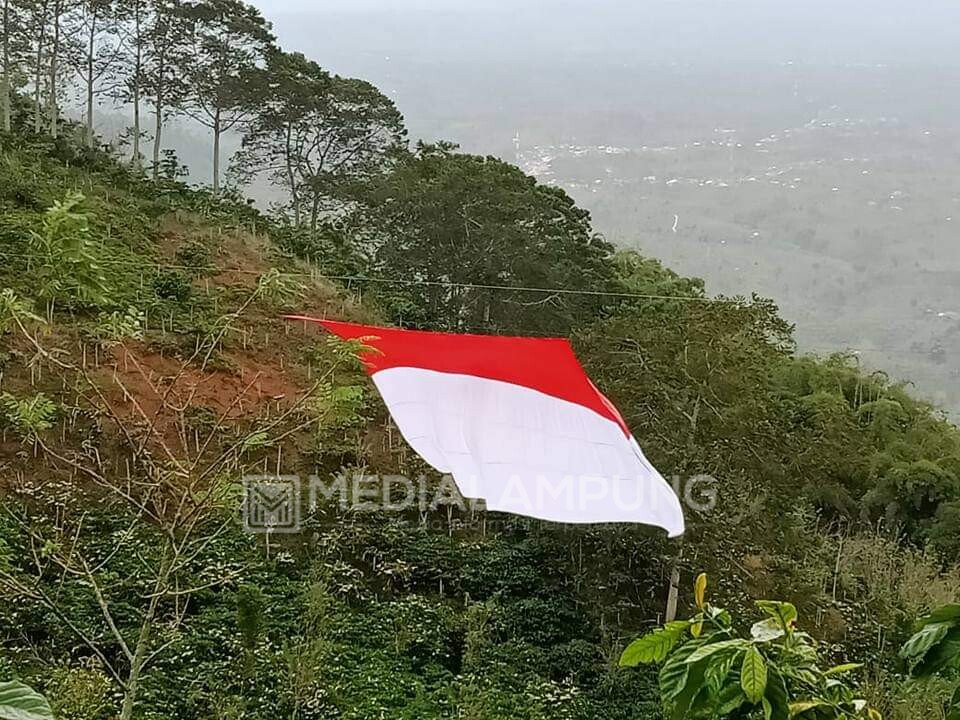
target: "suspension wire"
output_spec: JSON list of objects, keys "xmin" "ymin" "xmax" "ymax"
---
[{"xmin": 1, "ymin": 250, "xmax": 952, "ymax": 359}]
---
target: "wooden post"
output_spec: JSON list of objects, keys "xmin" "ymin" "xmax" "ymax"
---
[{"xmin": 665, "ymin": 542, "xmax": 683, "ymax": 622}]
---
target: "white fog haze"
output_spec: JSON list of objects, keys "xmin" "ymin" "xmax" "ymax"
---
[{"xmin": 167, "ymin": 0, "xmax": 960, "ymax": 410}]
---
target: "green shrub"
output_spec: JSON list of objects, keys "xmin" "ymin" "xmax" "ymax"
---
[
  {"xmin": 175, "ymin": 240, "xmax": 215, "ymax": 277},
  {"xmin": 48, "ymin": 666, "xmax": 114, "ymax": 720},
  {"xmin": 620, "ymin": 574, "xmax": 878, "ymax": 720},
  {"xmin": 152, "ymin": 270, "xmax": 193, "ymax": 302},
  {"xmin": 26, "ymin": 192, "xmax": 112, "ymax": 315}
]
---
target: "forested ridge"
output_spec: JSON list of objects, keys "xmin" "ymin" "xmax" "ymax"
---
[{"xmin": 1, "ymin": 1, "xmax": 960, "ymax": 718}]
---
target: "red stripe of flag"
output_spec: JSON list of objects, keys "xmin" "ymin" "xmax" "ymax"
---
[{"xmin": 284, "ymin": 317, "xmax": 631, "ymax": 436}]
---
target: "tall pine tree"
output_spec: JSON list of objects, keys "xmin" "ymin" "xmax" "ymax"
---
[
  {"xmin": 233, "ymin": 50, "xmax": 406, "ymax": 228},
  {"xmin": 178, "ymin": 0, "xmax": 273, "ymax": 194}
]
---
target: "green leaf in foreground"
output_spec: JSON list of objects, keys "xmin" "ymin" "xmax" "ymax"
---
[
  {"xmin": 914, "ymin": 627, "xmax": 960, "ymax": 676},
  {"xmin": 899, "ymin": 621, "xmax": 951, "ymax": 661},
  {"xmin": 788, "ymin": 699, "xmax": 830, "ymax": 717},
  {"xmin": 756, "ymin": 600, "xmax": 798, "ymax": 633},
  {"xmin": 0, "ymin": 681, "xmax": 54, "ymax": 720},
  {"xmin": 686, "ymin": 639, "xmax": 749, "ymax": 664},
  {"xmin": 622, "ymin": 574, "xmax": 881, "ymax": 720},
  {"xmin": 741, "ymin": 646, "xmax": 768, "ymax": 704},
  {"xmin": 926, "ymin": 604, "xmax": 960, "ymax": 624},
  {"xmin": 763, "ymin": 669, "xmax": 790, "ymax": 720},
  {"xmin": 822, "ymin": 663, "xmax": 862, "ymax": 677},
  {"xmin": 620, "ymin": 621, "xmax": 690, "ymax": 666}
]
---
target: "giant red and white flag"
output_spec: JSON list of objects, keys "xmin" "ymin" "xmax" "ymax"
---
[{"xmin": 288, "ymin": 318, "xmax": 684, "ymax": 537}]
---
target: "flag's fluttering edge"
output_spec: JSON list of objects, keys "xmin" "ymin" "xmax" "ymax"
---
[{"xmin": 288, "ymin": 318, "xmax": 684, "ymax": 537}]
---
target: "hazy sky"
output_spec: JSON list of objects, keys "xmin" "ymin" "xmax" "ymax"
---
[
  {"xmin": 259, "ymin": 0, "xmax": 960, "ymax": 71},
  {"xmin": 243, "ymin": 0, "xmax": 960, "ymax": 155},
  {"xmin": 234, "ymin": 1, "xmax": 960, "ymax": 412}
]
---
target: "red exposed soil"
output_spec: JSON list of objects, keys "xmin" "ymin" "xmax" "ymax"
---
[{"xmin": 98, "ymin": 341, "xmax": 306, "ymax": 440}]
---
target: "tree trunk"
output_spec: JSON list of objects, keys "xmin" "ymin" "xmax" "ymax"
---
[
  {"xmin": 33, "ymin": 1, "xmax": 48, "ymax": 134},
  {"xmin": 117, "ymin": 541, "xmax": 176, "ymax": 720},
  {"xmin": 1, "ymin": 0, "xmax": 10, "ymax": 133},
  {"xmin": 664, "ymin": 546, "xmax": 682, "ymax": 623},
  {"xmin": 131, "ymin": 0, "xmax": 142, "ymax": 169},
  {"xmin": 310, "ymin": 193, "xmax": 320, "ymax": 232},
  {"xmin": 152, "ymin": 105, "xmax": 162, "ymax": 179},
  {"xmin": 132, "ymin": 92, "xmax": 140, "ymax": 166},
  {"xmin": 212, "ymin": 107, "xmax": 221, "ymax": 195},
  {"xmin": 151, "ymin": 45, "xmax": 165, "ymax": 180},
  {"xmin": 118, "ymin": 580, "xmax": 162, "ymax": 720},
  {"xmin": 48, "ymin": 0, "xmax": 60, "ymax": 138},
  {"xmin": 284, "ymin": 121, "xmax": 300, "ymax": 226},
  {"xmin": 85, "ymin": 9, "xmax": 96, "ymax": 147}
]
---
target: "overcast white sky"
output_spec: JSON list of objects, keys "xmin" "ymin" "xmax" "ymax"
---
[
  {"xmin": 257, "ymin": 0, "xmax": 960, "ymax": 69},
  {"xmin": 228, "ymin": 0, "xmax": 960, "ymax": 155}
]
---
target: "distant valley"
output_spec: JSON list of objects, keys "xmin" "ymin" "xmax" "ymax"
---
[{"xmin": 515, "ymin": 107, "xmax": 960, "ymax": 411}]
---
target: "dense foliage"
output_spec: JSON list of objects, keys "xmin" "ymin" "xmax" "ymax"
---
[
  {"xmin": 344, "ymin": 142, "xmax": 618, "ymax": 334},
  {"xmin": 621, "ymin": 575, "xmax": 877, "ymax": 720},
  {"xmin": 898, "ymin": 603, "xmax": 960, "ymax": 719}
]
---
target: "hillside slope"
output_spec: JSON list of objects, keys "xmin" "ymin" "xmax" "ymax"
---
[{"xmin": 0, "ymin": 126, "xmax": 958, "ymax": 719}]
